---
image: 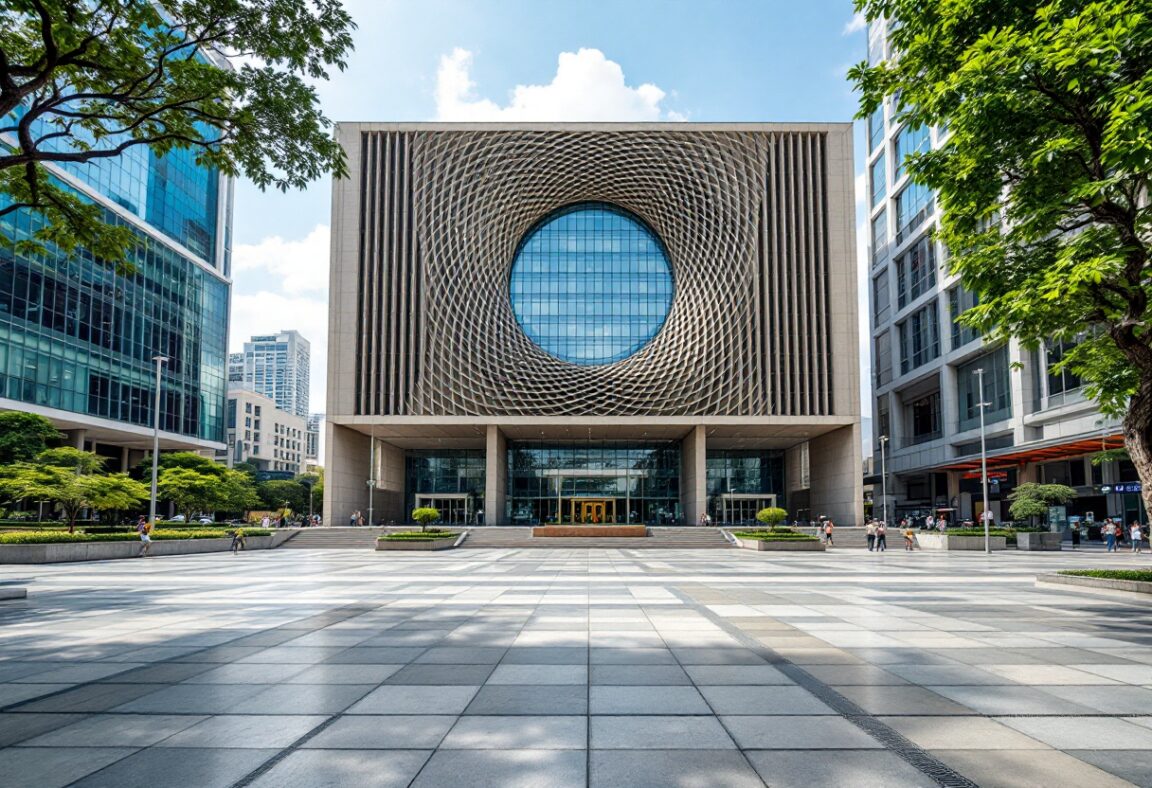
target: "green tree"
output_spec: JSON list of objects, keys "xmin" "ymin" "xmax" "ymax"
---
[
  {"xmin": 258, "ymin": 479, "xmax": 306, "ymax": 514},
  {"xmin": 296, "ymin": 472, "xmax": 322, "ymax": 515},
  {"xmin": 0, "ymin": 449, "xmax": 147, "ymax": 531},
  {"xmin": 157, "ymin": 466, "xmax": 258, "ymax": 522},
  {"xmin": 411, "ymin": 506, "xmax": 440, "ymax": 532},
  {"xmin": 0, "ymin": 412, "xmax": 62, "ymax": 465},
  {"xmin": 1008, "ymin": 483, "xmax": 1078, "ymax": 524},
  {"xmin": 755, "ymin": 507, "xmax": 788, "ymax": 530},
  {"xmin": 0, "ymin": 0, "xmax": 354, "ymax": 271},
  {"xmin": 850, "ymin": 0, "xmax": 1152, "ymax": 515}
]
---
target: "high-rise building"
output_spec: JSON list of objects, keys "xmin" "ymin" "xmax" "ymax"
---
[
  {"xmin": 306, "ymin": 413, "xmax": 322, "ymax": 462},
  {"xmin": 0, "ymin": 92, "xmax": 232, "ymax": 467},
  {"xmin": 865, "ymin": 20, "xmax": 1135, "ymax": 527},
  {"xmin": 325, "ymin": 122, "xmax": 862, "ymax": 526},
  {"xmin": 231, "ymin": 330, "xmax": 310, "ymax": 418}
]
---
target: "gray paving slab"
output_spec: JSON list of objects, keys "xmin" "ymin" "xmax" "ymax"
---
[
  {"xmin": 440, "ymin": 715, "xmax": 587, "ymax": 749},
  {"xmin": 996, "ymin": 715, "xmax": 1152, "ymax": 750},
  {"xmin": 249, "ymin": 748, "xmax": 431, "ymax": 788},
  {"xmin": 347, "ymin": 685, "xmax": 480, "ymax": 715},
  {"xmin": 721, "ymin": 715, "xmax": 883, "ymax": 749},
  {"xmin": 745, "ymin": 749, "xmax": 934, "ymax": 788},
  {"xmin": 303, "ymin": 715, "xmax": 456, "ymax": 749},
  {"xmin": 465, "ymin": 684, "xmax": 588, "ymax": 715},
  {"xmin": 1068, "ymin": 749, "xmax": 1152, "ymax": 786},
  {"xmin": 487, "ymin": 664, "xmax": 587, "ymax": 684},
  {"xmin": 70, "ymin": 746, "xmax": 278, "ymax": 788},
  {"xmin": 831, "ymin": 684, "xmax": 973, "ymax": 715},
  {"xmin": 591, "ymin": 715, "xmax": 736, "ymax": 749},
  {"xmin": 155, "ymin": 714, "xmax": 327, "ymax": 748},
  {"xmin": 110, "ymin": 683, "xmax": 269, "ymax": 714},
  {"xmin": 672, "ymin": 647, "xmax": 769, "ymax": 665},
  {"xmin": 684, "ymin": 664, "xmax": 793, "ymax": 685},
  {"xmin": 698, "ymin": 685, "xmax": 834, "ymax": 715},
  {"xmin": 931, "ymin": 748, "xmax": 1136, "ymax": 788},
  {"xmin": 590, "ymin": 664, "xmax": 692, "ymax": 685},
  {"xmin": 17, "ymin": 713, "xmax": 206, "ymax": 747},
  {"xmin": 0, "ymin": 746, "xmax": 138, "ymax": 788},
  {"xmin": 284, "ymin": 663, "xmax": 404, "ymax": 684},
  {"xmin": 927, "ymin": 684, "xmax": 1100, "ymax": 715},
  {"xmin": 591, "ymin": 749, "xmax": 765, "ymax": 787},
  {"xmin": 14, "ymin": 682, "xmax": 165, "ymax": 713},
  {"xmin": 590, "ymin": 685, "xmax": 711, "ymax": 714},
  {"xmin": 410, "ymin": 749, "xmax": 585, "ymax": 788},
  {"xmin": 499, "ymin": 647, "xmax": 588, "ymax": 664}
]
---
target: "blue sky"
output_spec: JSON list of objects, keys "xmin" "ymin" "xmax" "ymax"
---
[{"xmin": 229, "ymin": 0, "xmax": 870, "ymax": 415}]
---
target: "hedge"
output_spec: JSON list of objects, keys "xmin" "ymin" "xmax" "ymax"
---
[
  {"xmin": 1060, "ymin": 569, "xmax": 1152, "ymax": 583},
  {"xmin": 378, "ymin": 531, "xmax": 459, "ymax": 542},
  {"xmin": 731, "ymin": 529, "xmax": 821, "ymax": 542},
  {"xmin": 0, "ymin": 528, "xmax": 272, "ymax": 544}
]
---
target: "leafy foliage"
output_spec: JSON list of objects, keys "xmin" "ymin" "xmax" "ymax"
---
[
  {"xmin": 0, "ymin": 448, "xmax": 147, "ymax": 531},
  {"xmin": 0, "ymin": 412, "xmax": 62, "ymax": 464},
  {"xmin": 157, "ymin": 465, "xmax": 259, "ymax": 522},
  {"xmin": 849, "ymin": 0, "xmax": 1152, "ymax": 506},
  {"xmin": 0, "ymin": 528, "xmax": 270, "ymax": 544},
  {"xmin": 411, "ymin": 506, "xmax": 441, "ymax": 532},
  {"xmin": 755, "ymin": 507, "xmax": 788, "ymax": 528},
  {"xmin": 1060, "ymin": 569, "xmax": 1152, "ymax": 582},
  {"xmin": 1008, "ymin": 482, "xmax": 1078, "ymax": 521},
  {"xmin": 0, "ymin": 0, "xmax": 355, "ymax": 270},
  {"xmin": 258, "ymin": 479, "xmax": 306, "ymax": 513}
]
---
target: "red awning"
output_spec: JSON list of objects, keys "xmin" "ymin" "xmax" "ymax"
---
[{"xmin": 938, "ymin": 434, "xmax": 1124, "ymax": 473}]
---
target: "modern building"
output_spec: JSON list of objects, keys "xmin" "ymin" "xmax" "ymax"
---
[
  {"xmin": 231, "ymin": 330, "xmax": 310, "ymax": 418},
  {"xmin": 218, "ymin": 388, "xmax": 307, "ymax": 475},
  {"xmin": 865, "ymin": 20, "xmax": 1135, "ymax": 528},
  {"xmin": 306, "ymin": 413, "xmax": 322, "ymax": 462},
  {"xmin": 324, "ymin": 122, "xmax": 861, "ymax": 526},
  {"xmin": 0, "ymin": 99, "xmax": 232, "ymax": 468}
]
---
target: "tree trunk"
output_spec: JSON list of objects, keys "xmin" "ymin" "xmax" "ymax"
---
[{"xmin": 1123, "ymin": 377, "xmax": 1152, "ymax": 524}]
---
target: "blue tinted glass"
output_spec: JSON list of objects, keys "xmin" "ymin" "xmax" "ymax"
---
[{"xmin": 509, "ymin": 203, "xmax": 674, "ymax": 365}]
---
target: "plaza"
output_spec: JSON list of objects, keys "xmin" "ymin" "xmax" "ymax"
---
[{"xmin": 1, "ymin": 547, "xmax": 1151, "ymax": 787}]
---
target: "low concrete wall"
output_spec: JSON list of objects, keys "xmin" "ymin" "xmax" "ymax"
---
[
  {"xmin": 916, "ymin": 533, "xmax": 1007, "ymax": 551},
  {"xmin": 0, "ymin": 587, "xmax": 28, "ymax": 600},
  {"xmin": 0, "ymin": 532, "xmax": 292, "ymax": 564},
  {"xmin": 533, "ymin": 526, "xmax": 648, "ymax": 538},
  {"xmin": 1039, "ymin": 573, "xmax": 1152, "ymax": 595},
  {"xmin": 1017, "ymin": 532, "xmax": 1062, "ymax": 551},
  {"xmin": 735, "ymin": 538, "xmax": 825, "ymax": 552},
  {"xmin": 376, "ymin": 537, "xmax": 458, "ymax": 551}
]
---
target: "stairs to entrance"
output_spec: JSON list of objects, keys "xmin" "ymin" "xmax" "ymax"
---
[
  {"xmin": 458, "ymin": 526, "xmax": 732, "ymax": 550},
  {"xmin": 278, "ymin": 527, "xmax": 386, "ymax": 549}
]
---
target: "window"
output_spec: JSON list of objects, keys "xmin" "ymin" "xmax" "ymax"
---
[
  {"xmin": 873, "ymin": 269, "xmax": 890, "ymax": 327},
  {"xmin": 1044, "ymin": 340, "xmax": 1082, "ymax": 406},
  {"xmin": 893, "ymin": 125, "xmax": 930, "ymax": 181},
  {"xmin": 871, "ymin": 209, "xmax": 888, "ymax": 265},
  {"xmin": 905, "ymin": 390, "xmax": 942, "ymax": 445},
  {"xmin": 245, "ymin": 402, "xmax": 252, "ymax": 413},
  {"xmin": 895, "ymin": 235, "xmax": 936, "ymax": 308},
  {"xmin": 957, "ymin": 345, "xmax": 1012, "ymax": 431},
  {"xmin": 874, "ymin": 330, "xmax": 892, "ymax": 386},
  {"xmin": 868, "ymin": 105, "xmax": 885, "ymax": 150},
  {"xmin": 895, "ymin": 181, "xmax": 934, "ymax": 244},
  {"xmin": 897, "ymin": 302, "xmax": 940, "ymax": 374},
  {"xmin": 870, "ymin": 152, "xmax": 886, "ymax": 207},
  {"xmin": 876, "ymin": 396, "xmax": 890, "ymax": 447},
  {"xmin": 948, "ymin": 286, "xmax": 981, "ymax": 349}
]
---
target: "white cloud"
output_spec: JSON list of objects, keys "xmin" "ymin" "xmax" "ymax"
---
[
  {"xmin": 843, "ymin": 13, "xmax": 867, "ymax": 35},
  {"xmin": 233, "ymin": 224, "xmax": 330, "ymax": 293},
  {"xmin": 435, "ymin": 47, "xmax": 684, "ymax": 122}
]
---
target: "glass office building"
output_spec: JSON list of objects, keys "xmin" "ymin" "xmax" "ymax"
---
[
  {"xmin": 0, "ymin": 130, "xmax": 232, "ymax": 465},
  {"xmin": 326, "ymin": 124, "xmax": 862, "ymax": 526}
]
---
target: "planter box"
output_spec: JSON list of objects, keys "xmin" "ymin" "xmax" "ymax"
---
[
  {"xmin": 915, "ymin": 533, "xmax": 1007, "ymax": 551},
  {"xmin": 1039, "ymin": 573, "xmax": 1152, "ymax": 595},
  {"xmin": 532, "ymin": 526, "xmax": 648, "ymax": 538},
  {"xmin": 376, "ymin": 537, "xmax": 458, "ymax": 551},
  {"xmin": 735, "ymin": 538, "xmax": 825, "ymax": 551},
  {"xmin": 0, "ymin": 532, "xmax": 290, "ymax": 564},
  {"xmin": 1016, "ymin": 532, "xmax": 1062, "ymax": 551}
]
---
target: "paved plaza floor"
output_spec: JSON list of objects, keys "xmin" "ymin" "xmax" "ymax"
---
[{"xmin": 1, "ymin": 546, "xmax": 1151, "ymax": 787}]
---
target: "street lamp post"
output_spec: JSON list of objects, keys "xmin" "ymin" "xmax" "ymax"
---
[
  {"xmin": 878, "ymin": 435, "xmax": 889, "ymax": 525},
  {"xmin": 974, "ymin": 368, "xmax": 991, "ymax": 554},
  {"xmin": 148, "ymin": 356, "xmax": 169, "ymax": 528},
  {"xmin": 366, "ymin": 433, "xmax": 375, "ymax": 526}
]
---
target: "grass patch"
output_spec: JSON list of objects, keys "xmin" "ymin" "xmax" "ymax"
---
[
  {"xmin": 0, "ymin": 529, "xmax": 271, "ymax": 545},
  {"xmin": 1060, "ymin": 570, "xmax": 1152, "ymax": 583},
  {"xmin": 731, "ymin": 529, "xmax": 821, "ymax": 542},
  {"xmin": 377, "ymin": 530, "xmax": 459, "ymax": 542}
]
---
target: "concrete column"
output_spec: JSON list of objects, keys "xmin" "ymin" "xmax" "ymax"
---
[
  {"xmin": 376, "ymin": 440, "xmax": 405, "ymax": 525},
  {"xmin": 119, "ymin": 446, "xmax": 130, "ymax": 472},
  {"xmin": 484, "ymin": 425, "xmax": 506, "ymax": 525},
  {"xmin": 69, "ymin": 429, "xmax": 87, "ymax": 450},
  {"xmin": 809, "ymin": 424, "xmax": 864, "ymax": 526},
  {"xmin": 680, "ymin": 425, "xmax": 707, "ymax": 525},
  {"xmin": 324, "ymin": 423, "xmax": 370, "ymax": 527}
]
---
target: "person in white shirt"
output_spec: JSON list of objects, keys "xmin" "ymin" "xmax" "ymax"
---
[{"xmin": 1132, "ymin": 522, "xmax": 1144, "ymax": 554}]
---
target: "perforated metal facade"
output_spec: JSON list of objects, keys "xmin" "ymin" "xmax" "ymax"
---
[{"xmin": 351, "ymin": 127, "xmax": 837, "ymax": 417}]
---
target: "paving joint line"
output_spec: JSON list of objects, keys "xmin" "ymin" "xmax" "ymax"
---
[{"xmin": 669, "ymin": 586, "xmax": 979, "ymax": 788}]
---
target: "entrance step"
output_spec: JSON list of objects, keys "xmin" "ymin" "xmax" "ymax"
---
[
  {"xmin": 459, "ymin": 526, "xmax": 732, "ymax": 550},
  {"xmin": 278, "ymin": 527, "xmax": 386, "ymax": 549}
]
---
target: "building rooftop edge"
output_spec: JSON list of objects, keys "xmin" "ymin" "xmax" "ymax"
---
[{"xmin": 336, "ymin": 121, "xmax": 853, "ymax": 132}]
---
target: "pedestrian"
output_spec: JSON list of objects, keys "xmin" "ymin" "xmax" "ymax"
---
[
  {"xmin": 136, "ymin": 515, "xmax": 152, "ymax": 558},
  {"xmin": 1104, "ymin": 519, "xmax": 1116, "ymax": 552},
  {"xmin": 823, "ymin": 518, "xmax": 835, "ymax": 546},
  {"xmin": 937, "ymin": 516, "xmax": 948, "ymax": 532},
  {"xmin": 866, "ymin": 520, "xmax": 876, "ymax": 551},
  {"xmin": 1132, "ymin": 522, "xmax": 1144, "ymax": 554},
  {"xmin": 876, "ymin": 521, "xmax": 887, "ymax": 551},
  {"xmin": 1071, "ymin": 523, "xmax": 1081, "ymax": 550},
  {"xmin": 925, "ymin": 514, "xmax": 935, "ymax": 532},
  {"xmin": 903, "ymin": 525, "xmax": 916, "ymax": 550},
  {"xmin": 231, "ymin": 527, "xmax": 246, "ymax": 554},
  {"xmin": 261, "ymin": 514, "xmax": 271, "ymax": 529}
]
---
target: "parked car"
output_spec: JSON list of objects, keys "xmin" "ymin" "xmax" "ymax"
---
[
  {"xmin": 169, "ymin": 514, "xmax": 187, "ymax": 522},
  {"xmin": 198, "ymin": 517, "xmax": 213, "ymax": 525}
]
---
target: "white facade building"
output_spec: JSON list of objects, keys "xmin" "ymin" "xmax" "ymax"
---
[
  {"xmin": 220, "ymin": 388, "xmax": 307, "ymax": 475},
  {"xmin": 231, "ymin": 331, "xmax": 311, "ymax": 418},
  {"xmin": 306, "ymin": 413, "xmax": 322, "ymax": 462},
  {"xmin": 866, "ymin": 20, "xmax": 1138, "ymax": 529}
]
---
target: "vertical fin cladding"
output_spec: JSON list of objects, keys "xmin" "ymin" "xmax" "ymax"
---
[
  {"xmin": 758, "ymin": 131, "xmax": 833, "ymax": 416},
  {"xmin": 356, "ymin": 130, "xmax": 419, "ymax": 416}
]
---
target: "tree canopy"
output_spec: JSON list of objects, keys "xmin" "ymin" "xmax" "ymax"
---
[
  {"xmin": 1007, "ymin": 482, "xmax": 1078, "ymax": 521},
  {"xmin": 0, "ymin": 411, "xmax": 62, "ymax": 464},
  {"xmin": 0, "ymin": 448, "xmax": 147, "ymax": 530},
  {"xmin": 850, "ymin": 0, "xmax": 1152, "ymax": 510},
  {"xmin": 0, "ymin": 0, "xmax": 354, "ymax": 270},
  {"xmin": 157, "ymin": 465, "xmax": 258, "ymax": 522}
]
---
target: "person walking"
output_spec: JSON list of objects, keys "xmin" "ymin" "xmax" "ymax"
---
[
  {"xmin": 136, "ymin": 515, "xmax": 152, "ymax": 558},
  {"xmin": 1132, "ymin": 522, "xmax": 1144, "ymax": 554},
  {"xmin": 876, "ymin": 521, "xmax": 887, "ymax": 552},
  {"xmin": 231, "ymin": 527, "xmax": 246, "ymax": 555},
  {"xmin": 1071, "ymin": 523, "xmax": 1081, "ymax": 550},
  {"xmin": 865, "ymin": 520, "xmax": 877, "ymax": 551},
  {"xmin": 823, "ymin": 518, "xmax": 835, "ymax": 546},
  {"xmin": 261, "ymin": 514, "xmax": 271, "ymax": 530},
  {"xmin": 925, "ymin": 514, "xmax": 935, "ymax": 532},
  {"xmin": 1104, "ymin": 519, "xmax": 1117, "ymax": 552},
  {"xmin": 903, "ymin": 524, "xmax": 916, "ymax": 550}
]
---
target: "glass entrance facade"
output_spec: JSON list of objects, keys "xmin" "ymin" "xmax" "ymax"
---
[
  {"xmin": 507, "ymin": 442, "xmax": 681, "ymax": 525},
  {"xmin": 404, "ymin": 450, "xmax": 485, "ymax": 520},
  {"xmin": 706, "ymin": 450, "xmax": 785, "ymax": 524}
]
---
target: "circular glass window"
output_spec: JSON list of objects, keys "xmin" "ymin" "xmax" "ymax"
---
[{"xmin": 509, "ymin": 203, "xmax": 674, "ymax": 365}]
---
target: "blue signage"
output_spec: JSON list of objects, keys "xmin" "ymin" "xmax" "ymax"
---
[{"xmin": 1111, "ymin": 482, "xmax": 1143, "ymax": 494}]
